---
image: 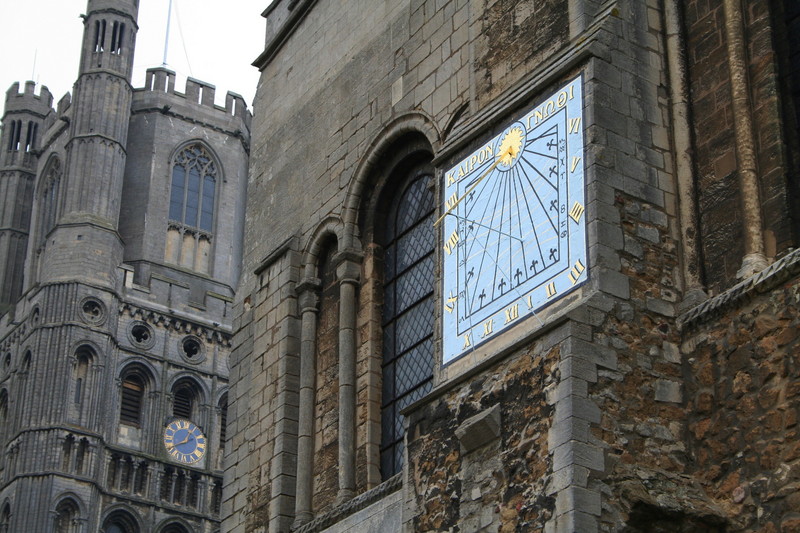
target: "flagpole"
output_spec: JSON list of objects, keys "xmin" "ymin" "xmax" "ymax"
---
[{"xmin": 162, "ymin": 0, "xmax": 173, "ymax": 66}]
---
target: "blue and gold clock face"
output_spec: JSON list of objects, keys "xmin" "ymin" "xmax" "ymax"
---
[
  {"xmin": 163, "ymin": 418, "xmax": 206, "ymax": 464},
  {"xmin": 441, "ymin": 76, "xmax": 587, "ymax": 365}
]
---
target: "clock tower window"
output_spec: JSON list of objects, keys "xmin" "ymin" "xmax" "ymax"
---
[
  {"xmin": 171, "ymin": 378, "xmax": 202, "ymax": 420},
  {"xmin": 120, "ymin": 373, "xmax": 145, "ymax": 426}
]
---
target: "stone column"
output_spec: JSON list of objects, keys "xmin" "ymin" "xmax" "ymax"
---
[
  {"xmin": 723, "ymin": 0, "xmax": 769, "ymax": 278},
  {"xmin": 293, "ymin": 278, "xmax": 320, "ymax": 527},
  {"xmin": 335, "ymin": 250, "xmax": 362, "ymax": 504},
  {"xmin": 153, "ymin": 467, "xmax": 165, "ymax": 501}
]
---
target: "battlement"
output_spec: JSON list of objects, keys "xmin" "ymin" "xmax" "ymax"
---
[
  {"xmin": 138, "ymin": 67, "xmax": 250, "ymax": 124},
  {"xmin": 4, "ymin": 81, "xmax": 54, "ymax": 117}
]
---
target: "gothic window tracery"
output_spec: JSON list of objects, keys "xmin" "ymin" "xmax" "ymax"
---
[{"xmin": 166, "ymin": 144, "xmax": 218, "ymax": 273}]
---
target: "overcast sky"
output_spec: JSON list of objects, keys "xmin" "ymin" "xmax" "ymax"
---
[{"xmin": 0, "ymin": 0, "xmax": 266, "ymax": 116}]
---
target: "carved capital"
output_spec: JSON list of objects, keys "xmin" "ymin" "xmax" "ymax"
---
[
  {"xmin": 296, "ymin": 277, "xmax": 321, "ymax": 311},
  {"xmin": 334, "ymin": 249, "xmax": 363, "ymax": 284}
]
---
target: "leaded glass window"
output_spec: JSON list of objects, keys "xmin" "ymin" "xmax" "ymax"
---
[
  {"xmin": 380, "ymin": 172, "xmax": 435, "ymax": 479},
  {"xmin": 166, "ymin": 144, "xmax": 218, "ymax": 272},
  {"xmin": 169, "ymin": 144, "xmax": 217, "ymax": 232}
]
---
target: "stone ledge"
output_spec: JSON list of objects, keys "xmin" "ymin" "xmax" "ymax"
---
[
  {"xmin": 293, "ymin": 474, "xmax": 402, "ymax": 533},
  {"xmin": 679, "ymin": 248, "xmax": 800, "ymax": 330}
]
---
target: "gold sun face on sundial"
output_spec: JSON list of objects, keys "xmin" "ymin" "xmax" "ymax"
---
[{"xmin": 497, "ymin": 126, "xmax": 524, "ymax": 167}]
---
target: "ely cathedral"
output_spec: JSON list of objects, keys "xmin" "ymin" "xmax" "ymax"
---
[
  {"xmin": 0, "ymin": 0, "xmax": 249, "ymax": 530},
  {"xmin": 2, "ymin": 0, "xmax": 800, "ymax": 532}
]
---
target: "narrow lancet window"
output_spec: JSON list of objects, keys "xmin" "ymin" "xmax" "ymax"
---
[
  {"xmin": 94, "ymin": 19, "xmax": 106, "ymax": 52},
  {"xmin": 25, "ymin": 122, "xmax": 37, "ymax": 152},
  {"xmin": 379, "ymin": 169, "xmax": 435, "ymax": 479}
]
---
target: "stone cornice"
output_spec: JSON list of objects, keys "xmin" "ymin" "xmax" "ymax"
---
[
  {"xmin": 679, "ymin": 248, "xmax": 800, "ymax": 330},
  {"xmin": 119, "ymin": 302, "xmax": 232, "ymax": 347}
]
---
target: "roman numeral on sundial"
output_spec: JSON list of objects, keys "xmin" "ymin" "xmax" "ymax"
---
[
  {"xmin": 568, "ymin": 259, "xmax": 585, "ymax": 284},
  {"xmin": 569, "ymin": 202, "xmax": 584, "ymax": 223}
]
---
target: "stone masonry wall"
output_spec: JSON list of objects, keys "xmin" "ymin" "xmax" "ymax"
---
[
  {"xmin": 684, "ymin": 269, "xmax": 800, "ymax": 532},
  {"xmin": 406, "ymin": 339, "xmax": 559, "ymax": 532}
]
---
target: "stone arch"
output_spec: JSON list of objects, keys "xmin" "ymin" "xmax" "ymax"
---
[
  {"xmin": 52, "ymin": 493, "xmax": 84, "ymax": 533},
  {"xmin": 168, "ymin": 373, "xmax": 208, "ymax": 421},
  {"xmin": 300, "ymin": 216, "xmax": 344, "ymax": 280},
  {"xmin": 350, "ymin": 124, "xmax": 436, "ymax": 484},
  {"xmin": 69, "ymin": 340, "xmax": 104, "ymax": 362},
  {"xmin": 69, "ymin": 343, "xmax": 102, "ymax": 426},
  {"xmin": 100, "ymin": 504, "xmax": 142, "ymax": 533},
  {"xmin": 116, "ymin": 360, "xmax": 158, "ymax": 436},
  {"xmin": 117, "ymin": 358, "xmax": 160, "ymax": 390},
  {"xmin": 341, "ymin": 111, "xmax": 440, "ymax": 249},
  {"xmin": 154, "ymin": 516, "xmax": 195, "ymax": 533},
  {"xmin": 168, "ymin": 139, "xmax": 225, "ymax": 183}
]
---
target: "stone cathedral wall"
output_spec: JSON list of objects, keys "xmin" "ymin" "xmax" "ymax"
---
[{"xmin": 224, "ymin": 0, "xmax": 800, "ymax": 531}]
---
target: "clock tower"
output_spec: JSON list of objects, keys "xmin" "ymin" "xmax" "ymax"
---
[{"xmin": 0, "ymin": 1, "xmax": 250, "ymax": 531}]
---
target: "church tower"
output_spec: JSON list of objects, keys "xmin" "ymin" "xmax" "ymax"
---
[
  {"xmin": 0, "ymin": 1, "xmax": 250, "ymax": 531},
  {"xmin": 31, "ymin": 0, "xmax": 139, "ymax": 288},
  {"xmin": 0, "ymin": 82, "xmax": 51, "ymax": 312}
]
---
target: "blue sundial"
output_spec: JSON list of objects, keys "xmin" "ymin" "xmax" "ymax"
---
[{"xmin": 440, "ymin": 76, "xmax": 588, "ymax": 365}]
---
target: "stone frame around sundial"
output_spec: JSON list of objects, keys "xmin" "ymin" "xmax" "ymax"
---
[{"xmin": 439, "ymin": 75, "xmax": 589, "ymax": 367}]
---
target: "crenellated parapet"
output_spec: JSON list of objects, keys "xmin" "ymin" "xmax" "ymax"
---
[
  {"xmin": 3, "ymin": 81, "xmax": 53, "ymax": 119},
  {"xmin": 132, "ymin": 67, "xmax": 251, "ymax": 141}
]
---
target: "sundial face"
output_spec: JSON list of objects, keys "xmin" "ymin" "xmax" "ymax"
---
[{"xmin": 440, "ymin": 76, "xmax": 587, "ymax": 365}]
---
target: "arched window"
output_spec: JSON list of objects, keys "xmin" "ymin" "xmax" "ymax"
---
[
  {"xmin": 160, "ymin": 523, "xmax": 190, "ymax": 533},
  {"xmin": 94, "ymin": 20, "xmax": 106, "ymax": 52},
  {"xmin": 102, "ymin": 510, "xmax": 139, "ymax": 533},
  {"xmin": 73, "ymin": 347, "xmax": 92, "ymax": 406},
  {"xmin": 6, "ymin": 120, "xmax": 21, "ymax": 151},
  {"xmin": 38, "ymin": 157, "xmax": 62, "ymax": 247},
  {"xmin": 0, "ymin": 502, "xmax": 10, "ymax": 533},
  {"xmin": 378, "ymin": 166, "xmax": 435, "ymax": 479},
  {"xmin": 110, "ymin": 21, "xmax": 125, "ymax": 55},
  {"xmin": 54, "ymin": 498, "xmax": 80, "ymax": 533},
  {"xmin": 62, "ymin": 434, "xmax": 75, "ymax": 471},
  {"xmin": 166, "ymin": 144, "xmax": 218, "ymax": 273},
  {"xmin": 24, "ymin": 121, "xmax": 37, "ymax": 153},
  {"xmin": 120, "ymin": 372, "xmax": 145, "ymax": 426},
  {"xmin": 171, "ymin": 378, "xmax": 202, "ymax": 420}
]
